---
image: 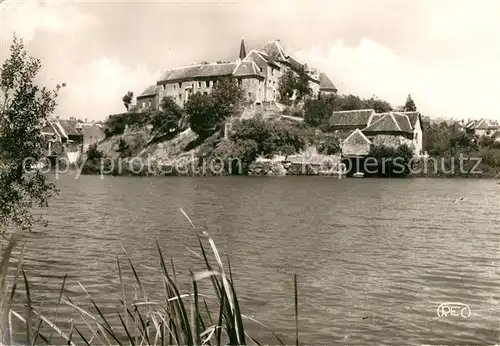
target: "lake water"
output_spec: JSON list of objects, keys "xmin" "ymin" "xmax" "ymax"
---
[{"xmin": 9, "ymin": 175, "xmax": 500, "ymax": 344}]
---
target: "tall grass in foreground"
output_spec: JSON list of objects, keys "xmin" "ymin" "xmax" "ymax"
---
[{"xmin": 0, "ymin": 209, "xmax": 300, "ymax": 345}]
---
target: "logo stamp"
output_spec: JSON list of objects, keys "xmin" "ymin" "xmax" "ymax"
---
[{"xmin": 437, "ymin": 302, "xmax": 471, "ymax": 319}]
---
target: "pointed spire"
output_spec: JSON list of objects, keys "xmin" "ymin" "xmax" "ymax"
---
[{"xmin": 239, "ymin": 39, "xmax": 247, "ymax": 60}]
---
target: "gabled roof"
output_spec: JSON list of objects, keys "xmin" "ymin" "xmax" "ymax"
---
[
  {"xmin": 244, "ymin": 50, "xmax": 280, "ymax": 69},
  {"xmin": 81, "ymin": 124, "xmax": 105, "ymax": 139},
  {"xmin": 391, "ymin": 113, "xmax": 413, "ymax": 133},
  {"xmin": 394, "ymin": 111, "xmax": 419, "ymax": 127},
  {"xmin": 138, "ymin": 85, "xmax": 158, "ymax": 98},
  {"xmin": 393, "ymin": 111, "xmax": 423, "ymax": 131},
  {"xmin": 319, "ymin": 73, "xmax": 337, "ymax": 91},
  {"xmin": 363, "ymin": 113, "xmax": 412, "ymax": 134},
  {"xmin": 232, "ymin": 61, "xmax": 265, "ymax": 78},
  {"xmin": 41, "ymin": 122, "xmax": 57, "ymax": 136},
  {"xmin": 261, "ymin": 40, "xmax": 288, "ymax": 62},
  {"xmin": 57, "ymin": 119, "xmax": 83, "ymax": 137},
  {"xmin": 342, "ymin": 128, "xmax": 372, "ymax": 146},
  {"xmin": 158, "ymin": 62, "xmax": 237, "ymax": 83},
  {"xmin": 329, "ymin": 109, "xmax": 375, "ymax": 127}
]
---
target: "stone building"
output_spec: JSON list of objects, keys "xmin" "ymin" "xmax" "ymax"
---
[
  {"xmin": 329, "ymin": 109, "xmax": 424, "ymax": 157},
  {"xmin": 137, "ymin": 39, "xmax": 337, "ymax": 109}
]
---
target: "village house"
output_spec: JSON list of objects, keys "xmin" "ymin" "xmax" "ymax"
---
[
  {"xmin": 40, "ymin": 118, "xmax": 104, "ymax": 157},
  {"xmin": 81, "ymin": 123, "xmax": 106, "ymax": 152},
  {"xmin": 136, "ymin": 85, "xmax": 160, "ymax": 111},
  {"xmin": 464, "ymin": 118, "xmax": 500, "ymax": 138},
  {"xmin": 328, "ymin": 109, "xmax": 424, "ymax": 158},
  {"xmin": 137, "ymin": 39, "xmax": 336, "ymax": 110}
]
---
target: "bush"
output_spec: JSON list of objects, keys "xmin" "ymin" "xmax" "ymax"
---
[
  {"xmin": 151, "ymin": 96, "xmax": 184, "ymax": 137},
  {"xmin": 366, "ymin": 144, "xmax": 414, "ymax": 177},
  {"xmin": 231, "ymin": 118, "xmax": 305, "ymax": 157},
  {"xmin": 116, "ymin": 138, "xmax": 132, "ymax": 158},
  {"xmin": 104, "ymin": 112, "xmax": 152, "ymax": 137},
  {"xmin": 186, "ymin": 78, "xmax": 243, "ymax": 138},
  {"xmin": 318, "ymin": 137, "xmax": 340, "ymax": 155},
  {"xmin": 86, "ymin": 143, "xmax": 103, "ymax": 160},
  {"xmin": 304, "ymin": 98, "xmax": 333, "ymax": 127}
]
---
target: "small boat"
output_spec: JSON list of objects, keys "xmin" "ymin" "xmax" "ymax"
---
[{"xmin": 353, "ymin": 172, "xmax": 364, "ymax": 178}]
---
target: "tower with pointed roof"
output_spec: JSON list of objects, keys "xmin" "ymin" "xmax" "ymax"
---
[{"xmin": 239, "ymin": 39, "xmax": 247, "ymax": 61}]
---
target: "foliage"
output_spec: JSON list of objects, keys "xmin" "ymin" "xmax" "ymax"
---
[
  {"xmin": 122, "ymin": 91, "xmax": 133, "ymax": 111},
  {"xmin": 303, "ymin": 94, "xmax": 392, "ymax": 129},
  {"xmin": 231, "ymin": 118, "xmax": 305, "ymax": 158},
  {"xmin": 366, "ymin": 144, "xmax": 415, "ymax": 177},
  {"xmin": 151, "ymin": 96, "xmax": 184, "ymax": 138},
  {"xmin": 116, "ymin": 138, "xmax": 131, "ymax": 158},
  {"xmin": 0, "ymin": 35, "xmax": 60, "ymax": 232},
  {"xmin": 211, "ymin": 138, "xmax": 260, "ymax": 174},
  {"xmin": 363, "ymin": 96, "xmax": 393, "ymax": 113},
  {"xmin": 304, "ymin": 97, "xmax": 334, "ymax": 127},
  {"xmin": 104, "ymin": 111, "xmax": 152, "ymax": 137},
  {"xmin": 86, "ymin": 143, "xmax": 103, "ymax": 160},
  {"xmin": 186, "ymin": 78, "xmax": 243, "ymax": 138},
  {"xmin": 404, "ymin": 94, "xmax": 417, "ymax": 112},
  {"xmin": 317, "ymin": 136, "xmax": 340, "ymax": 155},
  {"xmin": 277, "ymin": 69, "xmax": 311, "ymax": 105},
  {"xmin": 0, "ymin": 211, "xmax": 299, "ymax": 345}
]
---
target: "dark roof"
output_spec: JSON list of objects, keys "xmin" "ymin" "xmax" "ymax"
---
[
  {"xmin": 261, "ymin": 41, "xmax": 288, "ymax": 62},
  {"xmin": 81, "ymin": 124, "xmax": 105, "ymax": 138},
  {"xmin": 239, "ymin": 39, "xmax": 247, "ymax": 60},
  {"xmin": 244, "ymin": 50, "xmax": 280, "ymax": 69},
  {"xmin": 392, "ymin": 113, "xmax": 413, "ymax": 133},
  {"xmin": 158, "ymin": 63, "xmax": 237, "ymax": 83},
  {"xmin": 41, "ymin": 123, "xmax": 57, "ymax": 135},
  {"xmin": 261, "ymin": 40, "xmax": 309, "ymax": 74},
  {"xmin": 363, "ymin": 113, "xmax": 412, "ymax": 134},
  {"xmin": 343, "ymin": 128, "xmax": 371, "ymax": 145},
  {"xmin": 233, "ymin": 61, "xmax": 265, "ymax": 78},
  {"xmin": 329, "ymin": 109, "xmax": 375, "ymax": 127},
  {"xmin": 319, "ymin": 73, "xmax": 337, "ymax": 91},
  {"xmin": 53, "ymin": 119, "xmax": 83, "ymax": 138},
  {"xmin": 138, "ymin": 85, "xmax": 158, "ymax": 98},
  {"xmin": 394, "ymin": 111, "xmax": 420, "ymax": 129},
  {"xmin": 369, "ymin": 113, "xmax": 385, "ymax": 125}
]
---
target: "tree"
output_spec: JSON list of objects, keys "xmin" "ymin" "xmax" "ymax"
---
[
  {"xmin": 278, "ymin": 69, "xmax": 312, "ymax": 105},
  {"xmin": 186, "ymin": 78, "xmax": 243, "ymax": 137},
  {"xmin": 363, "ymin": 96, "xmax": 393, "ymax": 113},
  {"xmin": 122, "ymin": 91, "xmax": 133, "ymax": 111},
  {"xmin": 304, "ymin": 97, "xmax": 334, "ymax": 127},
  {"xmin": 0, "ymin": 36, "xmax": 61, "ymax": 232},
  {"xmin": 151, "ymin": 96, "xmax": 184, "ymax": 137},
  {"xmin": 404, "ymin": 94, "xmax": 417, "ymax": 112},
  {"xmin": 278, "ymin": 70, "xmax": 296, "ymax": 105},
  {"xmin": 186, "ymin": 93, "xmax": 219, "ymax": 138},
  {"xmin": 295, "ymin": 67, "xmax": 312, "ymax": 101}
]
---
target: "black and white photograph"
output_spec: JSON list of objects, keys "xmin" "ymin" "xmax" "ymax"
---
[{"xmin": 0, "ymin": 0, "xmax": 499, "ymax": 344}]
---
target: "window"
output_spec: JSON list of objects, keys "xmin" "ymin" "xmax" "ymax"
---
[
  {"xmin": 178, "ymin": 94, "xmax": 182, "ymax": 101},
  {"xmin": 259, "ymin": 67, "xmax": 263, "ymax": 73},
  {"xmin": 238, "ymin": 78, "xmax": 242, "ymax": 86},
  {"xmin": 198, "ymin": 81, "xmax": 202, "ymax": 88},
  {"xmin": 173, "ymin": 84, "xmax": 176, "ymax": 90},
  {"xmin": 162, "ymin": 85, "xmax": 166, "ymax": 91},
  {"xmin": 141, "ymin": 101, "xmax": 145, "ymax": 108},
  {"xmin": 203, "ymin": 92, "xmax": 208, "ymax": 95},
  {"xmin": 206, "ymin": 81, "xmax": 210, "ymax": 88},
  {"xmin": 148, "ymin": 100, "xmax": 152, "ymax": 108},
  {"xmin": 178, "ymin": 82, "xmax": 182, "ymax": 88}
]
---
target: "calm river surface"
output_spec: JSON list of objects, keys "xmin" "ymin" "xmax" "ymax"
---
[{"xmin": 10, "ymin": 175, "xmax": 500, "ymax": 344}]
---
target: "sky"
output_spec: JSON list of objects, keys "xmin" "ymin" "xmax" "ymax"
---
[{"xmin": 1, "ymin": 0, "xmax": 499, "ymax": 122}]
